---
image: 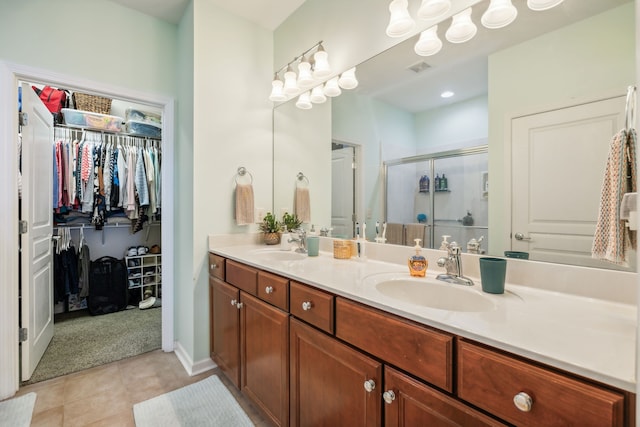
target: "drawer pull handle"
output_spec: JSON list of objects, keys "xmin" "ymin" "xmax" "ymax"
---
[
  {"xmin": 383, "ymin": 390, "xmax": 396, "ymax": 405},
  {"xmin": 210, "ymin": 263, "xmax": 217, "ymax": 270},
  {"xmin": 236, "ymin": 302, "xmax": 243, "ymax": 309},
  {"xmin": 513, "ymin": 392, "xmax": 533, "ymax": 412},
  {"xmin": 363, "ymin": 380, "xmax": 376, "ymax": 393},
  {"xmin": 230, "ymin": 299, "xmax": 237, "ymax": 306},
  {"xmin": 265, "ymin": 286, "xmax": 274, "ymax": 294},
  {"xmin": 302, "ymin": 301, "xmax": 312, "ymax": 311}
]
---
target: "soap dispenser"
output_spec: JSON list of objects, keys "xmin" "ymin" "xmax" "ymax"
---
[{"xmin": 408, "ymin": 239, "xmax": 428, "ymax": 277}]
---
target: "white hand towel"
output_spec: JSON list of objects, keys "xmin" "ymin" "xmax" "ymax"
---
[
  {"xmin": 235, "ymin": 184, "xmax": 254, "ymax": 226},
  {"xmin": 592, "ymin": 129, "xmax": 637, "ymax": 265}
]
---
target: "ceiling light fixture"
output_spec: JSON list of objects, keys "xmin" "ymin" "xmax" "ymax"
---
[
  {"xmin": 481, "ymin": 0, "xmax": 518, "ymax": 29},
  {"xmin": 445, "ymin": 7, "xmax": 477, "ymax": 43},
  {"xmin": 297, "ymin": 55, "xmax": 315, "ymax": 88},
  {"xmin": 283, "ymin": 64, "xmax": 299, "ymax": 95},
  {"xmin": 310, "ymin": 85, "xmax": 327, "ymax": 104},
  {"xmin": 269, "ymin": 73, "xmax": 287, "ymax": 102},
  {"xmin": 313, "ymin": 43, "xmax": 332, "ymax": 79},
  {"xmin": 386, "ymin": 0, "xmax": 416, "ymax": 37},
  {"xmin": 323, "ymin": 77, "xmax": 342, "ymax": 97},
  {"xmin": 417, "ymin": 0, "xmax": 451, "ymax": 21},
  {"xmin": 338, "ymin": 67, "xmax": 359, "ymax": 90},
  {"xmin": 296, "ymin": 91, "xmax": 313, "ymax": 110},
  {"xmin": 414, "ymin": 25, "xmax": 442, "ymax": 56},
  {"xmin": 527, "ymin": 0, "xmax": 564, "ymax": 11}
]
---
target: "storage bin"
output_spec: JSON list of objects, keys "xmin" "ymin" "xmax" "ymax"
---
[
  {"xmin": 72, "ymin": 92, "xmax": 112, "ymax": 114},
  {"xmin": 126, "ymin": 120, "xmax": 161, "ymax": 138},
  {"xmin": 61, "ymin": 108, "xmax": 123, "ymax": 132},
  {"xmin": 125, "ymin": 108, "xmax": 161, "ymax": 125}
]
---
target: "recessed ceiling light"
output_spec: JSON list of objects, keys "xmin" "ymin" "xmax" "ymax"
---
[{"xmin": 441, "ymin": 91, "xmax": 454, "ymax": 98}]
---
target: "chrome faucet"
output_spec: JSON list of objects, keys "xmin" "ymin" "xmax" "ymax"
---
[
  {"xmin": 436, "ymin": 242, "xmax": 474, "ymax": 286},
  {"xmin": 288, "ymin": 228, "xmax": 307, "ymax": 253}
]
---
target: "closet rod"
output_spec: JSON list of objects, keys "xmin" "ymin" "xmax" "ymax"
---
[
  {"xmin": 54, "ymin": 123, "xmax": 161, "ymax": 141},
  {"xmin": 53, "ymin": 222, "xmax": 161, "ymax": 231}
]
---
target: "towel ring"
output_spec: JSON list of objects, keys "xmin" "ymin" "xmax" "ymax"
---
[
  {"xmin": 297, "ymin": 172, "xmax": 309, "ymax": 186},
  {"xmin": 235, "ymin": 166, "xmax": 253, "ymax": 184}
]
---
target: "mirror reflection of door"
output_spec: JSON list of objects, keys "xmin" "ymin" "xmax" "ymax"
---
[
  {"xmin": 331, "ymin": 141, "xmax": 355, "ymax": 238},
  {"xmin": 511, "ymin": 95, "xmax": 633, "ymax": 270}
]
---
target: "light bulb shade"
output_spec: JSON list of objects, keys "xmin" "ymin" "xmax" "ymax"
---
[
  {"xmin": 414, "ymin": 26, "xmax": 442, "ymax": 56},
  {"xmin": 386, "ymin": 0, "xmax": 416, "ymax": 37},
  {"xmin": 283, "ymin": 67, "xmax": 299, "ymax": 95},
  {"xmin": 323, "ymin": 77, "xmax": 342, "ymax": 97},
  {"xmin": 310, "ymin": 85, "xmax": 327, "ymax": 103},
  {"xmin": 313, "ymin": 45, "xmax": 332, "ymax": 79},
  {"xmin": 296, "ymin": 91, "xmax": 312, "ymax": 109},
  {"xmin": 297, "ymin": 59, "xmax": 315, "ymax": 88},
  {"xmin": 481, "ymin": 0, "xmax": 517, "ymax": 29},
  {"xmin": 269, "ymin": 79, "xmax": 287, "ymax": 102},
  {"xmin": 445, "ymin": 7, "xmax": 477, "ymax": 44},
  {"xmin": 338, "ymin": 67, "xmax": 358, "ymax": 90},
  {"xmin": 527, "ymin": 0, "xmax": 564, "ymax": 11},
  {"xmin": 417, "ymin": 0, "xmax": 451, "ymax": 21}
]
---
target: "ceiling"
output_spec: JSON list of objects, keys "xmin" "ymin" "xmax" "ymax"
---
[{"xmin": 108, "ymin": 0, "xmax": 306, "ymax": 29}]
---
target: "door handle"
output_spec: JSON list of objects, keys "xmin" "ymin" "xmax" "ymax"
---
[{"xmin": 514, "ymin": 232, "xmax": 531, "ymax": 241}]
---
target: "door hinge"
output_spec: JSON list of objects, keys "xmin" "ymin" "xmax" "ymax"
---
[
  {"xmin": 19, "ymin": 220, "xmax": 28, "ymax": 234},
  {"xmin": 351, "ymin": 162, "xmax": 356, "ymax": 169},
  {"xmin": 19, "ymin": 112, "xmax": 28, "ymax": 126},
  {"xmin": 19, "ymin": 328, "xmax": 28, "ymax": 343}
]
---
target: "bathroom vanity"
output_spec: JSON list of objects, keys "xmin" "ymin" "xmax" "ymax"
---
[{"xmin": 208, "ymin": 242, "xmax": 636, "ymax": 427}]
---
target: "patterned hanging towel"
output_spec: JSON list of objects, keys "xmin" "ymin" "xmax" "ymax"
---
[
  {"xmin": 235, "ymin": 184, "xmax": 255, "ymax": 226},
  {"xmin": 592, "ymin": 129, "xmax": 637, "ymax": 266},
  {"xmin": 295, "ymin": 187, "xmax": 311, "ymax": 223}
]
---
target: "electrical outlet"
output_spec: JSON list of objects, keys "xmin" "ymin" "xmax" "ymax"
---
[{"xmin": 255, "ymin": 208, "xmax": 266, "ymax": 222}]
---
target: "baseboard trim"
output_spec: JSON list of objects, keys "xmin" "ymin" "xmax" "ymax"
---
[{"xmin": 173, "ymin": 341, "xmax": 217, "ymax": 376}]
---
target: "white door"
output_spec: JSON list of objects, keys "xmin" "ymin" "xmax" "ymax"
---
[
  {"xmin": 511, "ymin": 95, "xmax": 627, "ymax": 269},
  {"xmin": 20, "ymin": 83, "xmax": 54, "ymax": 380},
  {"xmin": 331, "ymin": 145, "xmax": 355, "ymax": 238}
]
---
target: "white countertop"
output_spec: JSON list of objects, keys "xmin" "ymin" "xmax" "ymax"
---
[{"xmin": 209, "ymin": 242, "xmax": 637, "ymax": 393}]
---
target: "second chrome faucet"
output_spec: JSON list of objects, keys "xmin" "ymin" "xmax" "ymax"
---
[{"xmin": 436, "ymin": 242, "xmax": 474, "ymax": 286}]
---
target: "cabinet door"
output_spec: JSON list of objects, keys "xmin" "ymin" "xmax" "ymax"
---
[
  {"xmin": 210, "ymin": 277, "xmax": 241, "ymax": 387},
  {"xmin": 290, "ymin": 318, "xmax": 382, "ymax": 427},
  {"xmin": 241, "ymin": 292, "xmax": 289, "ymax": 427},
  {"xmin": 384, "ymin": 366, "xmax": 506, "ymax": 427}
]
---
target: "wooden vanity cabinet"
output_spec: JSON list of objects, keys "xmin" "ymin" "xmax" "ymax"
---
[
  {"xmin": 290, "ymin": 318, "xmax": 382, "ymax": 427},
  {"xmin": 209, "ymin": 259, "xmax": 289, "ymax": 427}
]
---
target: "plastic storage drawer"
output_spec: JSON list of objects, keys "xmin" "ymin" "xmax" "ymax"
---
[{"xmin": 126, "ymin": 119, "xmax": 161, "ymax": 138}]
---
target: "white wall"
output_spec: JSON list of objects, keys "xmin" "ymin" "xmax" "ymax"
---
[{"xmin": 487, "ymin": 2, "xmax": 635, "ymax": 255}]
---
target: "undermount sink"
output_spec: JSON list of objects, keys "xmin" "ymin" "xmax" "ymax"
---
[
  {"xmin": 251, "ymin": 249, "xmax": 306, "ymax": 261},
  {"xmin": 366, "ymin": 274, "xmax": 496, "ymax": 312}
]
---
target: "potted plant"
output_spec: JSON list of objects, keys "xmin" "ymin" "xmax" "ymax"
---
[
  {"xmin": 282, "ymin": 212, "xmax": 302, "ymax": 233},
  {"xmin": 259, "ymin": 212, "xmax": 281, "ymax": 245}
]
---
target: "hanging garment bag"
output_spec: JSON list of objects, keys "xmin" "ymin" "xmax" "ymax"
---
[{"xmin": 88, "ymin": 256, "xmax": 128, "ymax": 315}]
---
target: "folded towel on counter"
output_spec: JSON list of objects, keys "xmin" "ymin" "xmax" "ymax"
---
[
  {"xmin": 385, "ymin": 223, "xmax": 403, "ymax": 245},
  {"xmin": 295, "ymin": 187, "xmax": 311, "ymax": 223},
  {"xmin": 592, "ymin": 128, "xmax": 637, "ymax": 266},
  {"xmin": 235, "ymin": 183, "xmax": 254, "ymax": 226},
  {"xmin": 404, "ymin": 223, "xmax": 427, "ymax": 247}
]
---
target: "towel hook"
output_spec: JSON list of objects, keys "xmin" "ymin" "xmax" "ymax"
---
[
  {"xmin": 625, "ymin": 85, "xmax": 636, "ymax": 132},
  {"xmin": 297, "ymin": 172, "xmax": 309, "ymax": 186},
  {"xmin": 236, "ymin": 166, "xmax": 253, "ymax": 184}
]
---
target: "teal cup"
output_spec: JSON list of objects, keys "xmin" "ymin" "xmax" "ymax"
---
[
  {"xmin": 307, "ymin": 236, "xmax": 320, "ymax": 256},
  {"xmin": 504, "ymin": 251, "xmax": 529, "ymax": 259},
  {"xmin": 479, "ymin": 257, "xmax": 507, "ymax": 294}
]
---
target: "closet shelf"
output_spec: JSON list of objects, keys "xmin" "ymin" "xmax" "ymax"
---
[{"xmin": 55, "ymin": 123, "xmax": 161, "ymax": 140}]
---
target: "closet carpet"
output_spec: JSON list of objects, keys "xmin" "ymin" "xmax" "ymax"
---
[{"xmin": 23, "ymin": 307, "xmax": 161, "ymax": 385}]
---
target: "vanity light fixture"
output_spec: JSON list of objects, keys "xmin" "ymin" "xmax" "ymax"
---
[
  {"xmin": 283, "ymin": 64, "xmax": 299, "ymax": 95},
  {"xmin": 414, "ymin": 25, "xmax": 442, "ymax": 56},
  {"xmin": 323, "ymin": 77, "xmax": 342, "ymax": 97},
  {"xmin": 386, "ymin": 0, "xmax": 416, "ymax": 37},
  {"xmin": 527, "ymin": 0, "xmax": 564, "ymax": 11},
  {"xmin": 310, "ymin": 85, "xmax": 327, "ymax": 103},
  {"xmin": 313, "ymin": 43, "xmax": 332, "ymax": 79},
  {"xmin": 445, "ymin": 7, "xmax": 477, "ymax": 43},
  {"xmin": 417, "ymin": 0, "xmax": 451, "ymax": 21},
  {"xmin": 297, "ymin": 55, "xmax": 315, "ymax": 88},
  {"xmin": 481, "ymin": 0, "xmax": 517, "ymax": 29},
  {"xmin": 338, "ymin": 67, "xmax": 359, "ymax": 90},
  {"xmin": 296, "ymin": 91, "xmax": 313, "ymax": 109},
  {"xmin": 269, "ymin": 73, "xmax": 287, "ymax": 102}
]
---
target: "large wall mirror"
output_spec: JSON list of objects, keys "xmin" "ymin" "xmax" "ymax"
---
[{"xmin": 273, "ymin": 0, "xmax": 636, "ymax": 271}]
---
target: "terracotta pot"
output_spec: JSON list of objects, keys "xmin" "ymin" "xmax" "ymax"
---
[{"xmin": 263, "ymin": 232, "xmax": 280, "ymax": 245}]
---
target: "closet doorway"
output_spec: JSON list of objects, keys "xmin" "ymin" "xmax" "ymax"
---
[{"xmin": 0, "ymin": 62, "xmax": 175, "ymax": 395}]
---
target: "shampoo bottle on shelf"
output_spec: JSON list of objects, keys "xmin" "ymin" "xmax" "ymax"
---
[{"xmin": 408, "ymin": 238, "xmax": 428, "ymax": 277}]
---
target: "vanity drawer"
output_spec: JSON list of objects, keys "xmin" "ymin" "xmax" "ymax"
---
[
  {"xmin": 457, "ymin": 340, "xmax": 625, "ymax": 427},
  {"xmin": 226, "ymin": 260, "xmax": 257, "ymax": 295},
  {"xmin": 208, "ymin": 253, "xmax": 225, "ymax": 280},
  {"xmin": 335, "ymin": 298, "xmax": 453, "ymax": 392},
  {"xmin": 289, "ymin": 281, "xmax": 334, "ymax": 334},
  {"xmin": 257, "ymin": 271, "xmax": 289, "ymax": 311}
]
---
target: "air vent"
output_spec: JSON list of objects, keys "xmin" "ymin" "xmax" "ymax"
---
[{"xmin": 408, "ymin": 61, "xmax": 431, "ymax": 73}]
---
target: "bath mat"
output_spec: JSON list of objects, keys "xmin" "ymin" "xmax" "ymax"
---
[
  {"xmin": 0, "ymin": 392, "xmax": 36, "ymax": 427},
  {"xmin": 133, "ymin": 375, "xmax": 253, "ymax": 426}
]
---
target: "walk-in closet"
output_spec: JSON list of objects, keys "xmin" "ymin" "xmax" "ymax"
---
[{"xmin": 19, "ymin": 81, "xmax": 164, "ymax": 384}]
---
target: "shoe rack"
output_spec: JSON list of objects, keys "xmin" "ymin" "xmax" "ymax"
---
[{"xmin": 125, "ymin": 253, "xmax": 162, "ymax": 301}]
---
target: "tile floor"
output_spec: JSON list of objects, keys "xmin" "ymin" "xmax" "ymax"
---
[{"xmin": 15, "ymin": 350, "xmax": 269, "ymax": 426}]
